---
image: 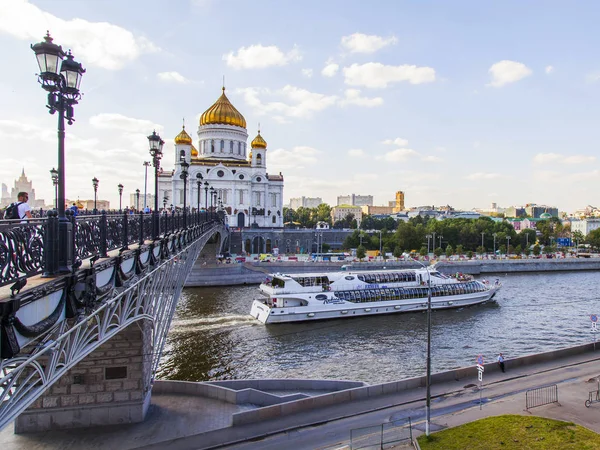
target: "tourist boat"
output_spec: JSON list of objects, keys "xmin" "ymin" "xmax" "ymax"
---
[{"xmin": 250, "ymin": 268, "xmax": 501, "ymax": 324}]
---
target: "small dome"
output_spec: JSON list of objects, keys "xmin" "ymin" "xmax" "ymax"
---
[
  {"xmin": 174, "ymin": 126, "xmax": 192, "ymax": 145},
  {"xmin": 251, "ymin": 130, "xmax": 267, "ymax": 149},
  {"xmin": 200, "ymin": 87, "xmax": 247, "ymax": 129},
  {"xmin": 540, "ymin": 212, "xmax": 552, "ymax": 219},
  {"xmin": 191, "ymin": 144, "xmax": 198, "ymax": 157}
]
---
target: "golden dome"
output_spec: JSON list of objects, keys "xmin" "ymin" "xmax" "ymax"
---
[
  {"xmin": 174, "ymin": 126, "xmax": 193, "ymax": 145},
  {"xmin": 191, "ymin": 144, "xmax": 198, "ymax": 157},
  {"xmin": 251, "ymin": 130, "xmax": 267, "ymax": 149},
  {"xmin": 200, "ymin": 88, "xmax": 247, "ymax": 128}
]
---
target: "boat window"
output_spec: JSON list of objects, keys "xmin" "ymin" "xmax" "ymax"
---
[
  {"xmin": 374, "ymin": 274, "xmax": 381, "ymax": 283},
  {"xmin": 271, "ymin": 277, "xmax": 285, "ymax": 288},
  {"xmin": 358, "ymin": 274, "xmax": 365, "ymax": 282}
]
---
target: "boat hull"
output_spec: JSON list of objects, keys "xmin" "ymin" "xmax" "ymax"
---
[{"xmin": 250, "ymin": 287, "xmax": 499, "ymax": 324}]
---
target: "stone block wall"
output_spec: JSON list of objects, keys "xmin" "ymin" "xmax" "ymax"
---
[{"xmin": 15, "ymin": 319, "xmax": 153, "ymax": 433}]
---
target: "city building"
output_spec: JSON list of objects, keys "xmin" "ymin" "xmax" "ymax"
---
[
  {"xmin": 331, "ymin": 205, "xmax": 362, "ymax": 226},
  {"xmin": 128, "ymin": 193, "xmax": 156, "ymax": 210},
  {"xmin": 571, "ymin": 218, "xmax": 600, "ymax": 236},
  {"xmin": 361, "ymin": 205, "xmax": 394, "ymax": 215},
  {"xmin": 289, "ymin": 196, "xmax": 323, "ymax": 210},
  {"xmin": 525, "ymin": 204, "xmax": 558, "ymax": 218},
  {"xmin": 393, "ymin": 191, "xmax": 405, "ymax": 212},
  {"xmin": 337, "ymin": 194, "xmax": 373, "ymax": 207},
  {"xmin": 505, "ymin": 206, "xmax": 526, "ymax": 218},
  {"xmin": 159, "ymin": 87, "xmax": 284, "ymax": 228},
  {"xmin": 1, "ymin": 169, "xmax": 46, "ymax": 208}
]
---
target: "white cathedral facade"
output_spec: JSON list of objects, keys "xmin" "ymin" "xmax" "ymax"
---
[{"xmin": 158, "ymin": 88, "xmax": 284, "ymax": 228}]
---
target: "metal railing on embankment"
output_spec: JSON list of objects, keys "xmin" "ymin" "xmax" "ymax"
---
[
  {"xmin": 526, "ymin": 384, "xmax": 559, "ymax": 410},
  {"xmin": 0, "ymin": 210, "xmax": 221, "ymax": 287},
  {"xmin": 350, "ymin": 417, "xmax": 413, "ymax": 449}
]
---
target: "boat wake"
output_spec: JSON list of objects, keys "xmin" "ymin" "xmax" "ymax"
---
[{"xmin": 170, "ymin": 315, "xmax": 256, "ymax": 333}]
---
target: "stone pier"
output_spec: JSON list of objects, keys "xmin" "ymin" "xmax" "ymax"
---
[{"xmin": 14, "ymin": 319, "xmax": 154, "ymax": 433}]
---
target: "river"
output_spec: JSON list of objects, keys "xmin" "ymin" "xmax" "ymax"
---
[{"xmin": 157, "ymin": 271, "xmax": 600, "ymax": 384}]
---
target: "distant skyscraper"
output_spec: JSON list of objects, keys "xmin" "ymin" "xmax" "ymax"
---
[
  {"xmin": 337, "ymin": 194, "xmax": 373, "ymax": 207},
  {"xmin": 289, "ymin": 196, "xmax": 323, "ymax": 210},
  {"xmin": 394, "ymin": 191, "xmax": 405, "ymax": 212},
  {"xmin": 1, "ymin": 169, "xmax": 45, "ymax": 208}
]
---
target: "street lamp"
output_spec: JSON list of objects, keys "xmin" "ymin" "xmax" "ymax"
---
[
  {"xmin": 493, "ymin": 233, "xmax": 498, "ymax": 256},
  {"xmin": 481, "ymin": 232, "xmax": 485, "ymax": 258},
  {"xmin": 210, "ymin": 186, "xmax": 215, "ymax": 219},
  {"xmin": 135, "ymin": 188, "xmax": 140, "ymax": 211},
  {"xmin": 32, "ymin": 32, "xmax": 85, "ymax": 274},
  {"xmin": 204, "ymin": 181, "xmax": 209, "ymax": 222},
  {"xmin": 411, "ymin": 257, "xmax": 432, "ymax": 436},
  {"xmin": 117, "ymin": 183, "xmax": 123, "ymax": 212},
  {"xmin": 163, "ymin": 196, "xmax": 168, "ymax": 211},
  {"xmin": 212, "ymin": 190, "xmax": 218, "ymax": 220},
  {"xmin": 147, "ymin": 130, "xmax": 164, "ymax": 239},
  {"xmin": 50, "ymin": 167, "xmax": 58, "ymax": 209},
  {"xmin": 506, "ymin": 236, "xmax": 511, "ymax": 257},
  {"xmin": 92, "ymin": 177, "xmax": 99, "ymax": 213},
  {"xmin": 142, "ymin": 161, "xmax": 151, "ymax": 209},
  {"xmin": 438, "ymin": 234, "xmax": 443, "ymax": 249},
  {"xmin": 180, "ymin": 160, "xmax": 189, "ymax": 228},
  {"xmin": 426, "ymin": 234, "xmax": 432, "ymax": 254},
  {"xmin": 196, "ymin": 173, "xmax": 202, "ymax": 214}
]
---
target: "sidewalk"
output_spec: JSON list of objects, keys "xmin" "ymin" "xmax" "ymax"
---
[{"xmin": 2, "ymin": 350, "xmax": 600, "ymax": 450}]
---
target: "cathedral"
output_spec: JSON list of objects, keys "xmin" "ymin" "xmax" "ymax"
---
[{"xmin": 158, "ymin": 87, "xmax": 284, "ymax": 228}]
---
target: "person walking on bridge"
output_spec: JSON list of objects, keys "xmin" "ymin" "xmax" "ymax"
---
[{"xmin": 497, "ymin": 353, "xmax": 505, "ymax": 373}]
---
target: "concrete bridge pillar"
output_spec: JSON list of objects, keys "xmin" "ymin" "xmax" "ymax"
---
[{"xmin": 15, "ymin": 319, "xmax": 154, "ymax": 433}]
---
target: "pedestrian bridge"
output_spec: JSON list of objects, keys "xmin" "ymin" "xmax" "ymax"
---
[{"xmin": 0, "ymin": 212, "xmax": 228, "ymax": 432}]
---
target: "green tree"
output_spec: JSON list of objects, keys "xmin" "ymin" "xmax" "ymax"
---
[
  {"xmin": 445, "ymin": 244, "xmax": 454, "ymax": 258},
  {"xmin": 393, "ymin": 246, "xmax": 403, "ymax": 258},
  {"xmin": 314, "ymin": 203, "xmax": 332, "ymax": 224},
  {"xmin": 499, "ymin": 244, "xmax": 506, "ymax": 255},
  {"xmin": 456, "ymin": 244, "xmax": 464, "ymax": 255},
  {"xmin": 419, "ymin": 246, "xmax": 427, "ymax": 256},
  {"xmin": 466, "ymin": 250, "xmax": 473, "ymax": 258},
  {"xmin": 476, "ymin": 245, "xmax": 485, "ymax": 255},
  {"xmin": 523, "ymin": 247, "xmax": 531, "ymax": 257},
  {"xmin": 533, "ymin": 244, "xmax": 541, "ymax": 256},
  {"xmin": 515, "ymin": 244, "xmax": 522, "ymax": 255},
  {"xmin": 434, "ymin": 247, "xmax": 443, "ymax": 257},
  {"xmin": 356, "ymin": 245, "xmax": 366, "ymax": 260}
]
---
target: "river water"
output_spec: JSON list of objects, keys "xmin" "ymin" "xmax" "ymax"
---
[{"xmin": 157, "ymin": 271, "xmax": 600, "ymax": 384}]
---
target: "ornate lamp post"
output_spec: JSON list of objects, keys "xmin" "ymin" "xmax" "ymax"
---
[
  {"xmin": 32, "ymin": 32, "xmax": 85, "ymax": 274},
  {"xmin": 147, "ymin": 131, "xmax": 164, "ymax": 239},
  {"xmin": 135, "ymin": 188, "xmax": 140, "ymax": 211},
  {"xmin": 142, "ymin": 161, "xmax": 151, "ymax": 209},
  {"xmin": 50, "ymin": 167, "xmax": 58, "ymax": 209},
  {"xmin": 92, "ymin": 177, "xmax": 99, "ymax": 213},
  {"xmin": 196, "ymin": 173, "xmax": 202, "ymax": 213},
  {"xmin": 204, "ymin": 181, "xmax": 209, "ymax": 221},
  {"xmin": 180, "ymin": 160, "xmax": 189, "ymax": 228},
  {"xmin": 117, "ymin": 183, "xmax": 123, "ymax": 212},
  {"xmin": 163, "ymin": 196, "xmax": 168, "ymax": 211},
  {"xmin": 209, "ymin": 186, "xmax": 215, "ymax": 219}
]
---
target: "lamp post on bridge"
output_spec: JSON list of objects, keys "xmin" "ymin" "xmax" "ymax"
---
[
  {"xmin": 32, "ymin": 32, "xmax": 85, "ymax": 274},
  {"xmin": 117, "ymin": 183, "xmax": 123, "ymax": 212},
  {"xmin": 204, "ymin": 181, "xmax": 209, "ymax": 222},
  {"xmin": 92, "ymin": 177, "xmax": 99, "ymax": 213},
  {"xmin": 163, "ymin": 196, "xmax": 168, "ymax": 212},
  {"xmin": 180, "ymin": 160, "xmax": 189, "ymax": 229},
  {"xmin": 147, "ymin": 131, "xmax": 164, "ymax": 239},
  {"xmin": 142, "ymin": 161, "xmax": 151, "ymax": 209},
  {"xmin": 50, "ymin": 167, "xmax": 58, "ymax": 209},
  {"xmin": 196, "ymin": 173, "xmax": 202, "ymax": 217},
  {"xmin": 210, "ymin": 187, "xmax": 215, "ymax": 220},
  {"xmin": 135, "ymin": 189, "xmax": 140, "ymax": 211}
]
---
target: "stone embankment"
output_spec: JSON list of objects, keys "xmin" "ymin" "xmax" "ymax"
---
[{"xmin": 185, "ymin": 258, "xmax": 600, "ymax": 287}]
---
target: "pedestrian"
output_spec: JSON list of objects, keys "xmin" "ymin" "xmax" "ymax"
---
[
  {"xmin": 70, "ymin": 202, "xmax": 79, "ymax": 216},
  {"xmin": 497, "ymin": 353, "xmax": 505, "ymax": 373},
  {"xmin": 16, "ymin": 192, "xmax": 32, "ymax": 222}
]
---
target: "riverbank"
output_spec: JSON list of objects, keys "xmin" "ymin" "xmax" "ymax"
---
[{"xmin": 185, "ymin": 258, "xmax": 600, "ymax": 287}]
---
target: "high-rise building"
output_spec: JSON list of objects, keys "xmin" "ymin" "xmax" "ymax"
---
[
  {"xmin": 289, "ymin": 196, "xmax": 323, "ymax": 210},
  {"xmin": 393, "ymin": 191, "xmax": 405, "ymax": 212},
  {"xmin": 1, "ymin": 169, "xmax": 46, "ymax": 208},
  {"xmin": 336, "ymin": 194, "xmax": 373, "ymax": 207}
]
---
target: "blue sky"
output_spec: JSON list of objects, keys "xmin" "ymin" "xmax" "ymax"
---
[{"xmin": 1, "ymin": 0, "xmax": 599, "ymax": 211}]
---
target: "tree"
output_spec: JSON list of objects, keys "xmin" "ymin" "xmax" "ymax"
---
[
  {"xmin": 456, "ymin": 244, "xmax": 464, "ymax": 255},
  {"xmin": 466, "ymin": 250, "xmax": 473, "ymax": 258},
  {"xmin": 445, "ymin": 244, "xmax": 454, "ymax": 258},
  {"xmin": 533, "ymin": 244, "xmax": 541, "ymax": 256},
  {"xmin": 419, "ymin": 246, "xmax": 427, "ymax": 256},
  {"xmin": 515, "ymin": 244, "xmax": 522, "ymax": 255},
  {"xmin": 434, "ymin": 247, "xmax": 443, "ymax": 257},
  {"xmin": 356, "ymin": 245, "xmax": 366, "ymax": 260},
  {"xmin": 321, "ymin": 243, "xmax": 330, "ymax": 252},
  {"xmin": 499, "ymin": 244, "xmax": 506, "ymax": 255},
  {"xmin": 314, "ymin": 203, "xmax": 332, "ymax": 224},
  {"xmin": 393, "ymin": 246, "xmax": 403, "ymax": 258},
  {"xmin": 523, "ymin": 247, "xmax": 531, "ymax": 257},
  {"xmin": 476, "ymin": 245, "xmax": 485, "ymax": 255}
]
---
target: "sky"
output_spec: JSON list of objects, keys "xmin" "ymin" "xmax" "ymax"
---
[{"xmin": 1, "ymin": 0, "xmax": 600, "ymax": 212}]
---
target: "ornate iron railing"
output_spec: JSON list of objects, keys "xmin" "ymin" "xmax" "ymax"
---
[
  {"xmin": 0, "ymin": 211, "xmax": 219, "ymax": 287},
  {"xmin": 0, "ymin": 222, "xmax": 221, "ymax": 430}
]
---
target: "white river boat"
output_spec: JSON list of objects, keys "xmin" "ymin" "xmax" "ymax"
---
[{"xmin": 250, "ymin": 267, "xmax": 501, "ymax": 324}]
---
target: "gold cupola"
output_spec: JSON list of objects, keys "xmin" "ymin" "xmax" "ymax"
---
[
  {"xmin": 200, "ymin": 87, "xmax": 247, "ymax": 128},
  {"xmin": 191, "ymin": 144, "xmax": 198, "ymax": 157},
  {"xmin": 174, "ymin": 125, "xmax": 193, "ymax": 145},
  {"xmin": 251, "ymin": 129, "xmax": 267, "ymax": 148}
]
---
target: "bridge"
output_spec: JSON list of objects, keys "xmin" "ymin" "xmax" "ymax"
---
[{"xmin": 0, "ymin": 211, "xmax": 228, "ymax": 433}]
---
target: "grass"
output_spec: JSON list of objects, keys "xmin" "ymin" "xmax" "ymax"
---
[{"xmin": 417, "ymin": 414, "xmax": 600, "ymax": 450}]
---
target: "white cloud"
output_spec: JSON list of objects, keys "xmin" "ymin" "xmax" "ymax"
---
[
  {"xmin": 487, "ymin": 60, "xmax": 532, "ymax": 87},
  {"xmin": 343, "ymin": 62, "xmax": 436, "ymax": 88},
  {"xmin": 321, "ymin": 62, "xmax": 339, "ymax": 77},
  {"xmin": 339, "ymin": 89, "xmax": 383, "ymax": 107},
  {"xmin": 269, "ymin": 146, "xmax": 320, "ymax": 170},
  {"xmin": 533, "ymin": 153, "xmax": 596, "ymax": 165},
  {"xmin": 157, "ymin": 71, "xmax": 189, "ymax": 83},
  {"xmin": 465, "ymin": 172, "xmax": 502, "ymax": 180},
  {"xmin": 422, "ymin": 155, "xmax": 443, "ymax": 163},
  {"xmin": 89, "ymin": 113, "xmax": 163, "ymax": 133},
  {"xmin": 341, "ymin": 33, "xmax": 398, "ymax": 54},
  {"xmin": 545, "ymin": 65, "xmax": 554, "ymax": 74},
  {"xmin": 348, "ymin": 149, "xmax": 365, "ymax": 157},
  {"xmin": 223, "ymin": 44, "xmax": 301, "ymax": 69},
  {"xmin": 383, "ymin": 137, "xmax": 409, "ymax": 146},
  {"xmin": 586, "ymin": 72, "xmax": 600, "ymax": 83},
  {"xmin": 301, "ymin": 68, "xmax": 313, "ymax": 78},
  {"xmin": 434, "ymin": 146, "xmax": 446, "ymax": 152},
  {"xmin": 377, "ymin": 148, "xmax": 418, "ymax": 162},
  {"xmin": 0, "ymin": 0, "xmax": 158, "ymax": 70},
  {"xmin": 238, "ymin": 86, "xmax": 338, "ymax": 120}
]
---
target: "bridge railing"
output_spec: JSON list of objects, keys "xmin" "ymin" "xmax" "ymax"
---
[{"xmin": 0, "ymin": 211, "xmax": 221, "ymax": 287}]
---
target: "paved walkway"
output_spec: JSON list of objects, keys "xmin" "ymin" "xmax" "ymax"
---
[{"xmin": 2, "ymin": 350, "xmax": 600, "ymax": 450}]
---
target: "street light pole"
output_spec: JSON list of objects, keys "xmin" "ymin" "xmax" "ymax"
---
[
  {"xmin": 180, "ymin": 160, "xmax": 189, "ymax": 228},
  {"xmin": 196, "ymin": 173, "xmax": 202, "ymax": 215},
  {"xmin": 411, "ymin": 257, "xmax": 432, "ymax": 436},
  {"xmin": 426, "ymin": 234, "xmax": 432, "ymax": 254},
  {"xmin": 210, "ymin": 186, "xmax": 215, "ymax": 220},
  {"xmin": 506, "ymin": 236, "xmax": 511, "ymax": 256},
  {"xmin": 147, "ymin": 131, "xmax": 164, "ymax": 239},
  {"xmin": 481, "ymin": 232, "xmax": 485, "ymax": 258},
  {"xmin": 493, "ymin": 233, "xmax": 497, "ymax": 256},
  {"xmin": 135, "ymin": 189, "xmax": 140, "ymax": 211},
  {"xmin": 50, "ymin": 167, "xmax": 58, "ymax": 209},
  {"xmin": 117, "ymin": 183, "xmax": 123, "ymax": 212},
  {"xmin": 92, "ymin": 177, "xmax": 99, "ymax": 213},
  {"xmin": 143, "ymin": 161, "xmax": 151, "ymax": 209},
  {"xmin": 204, "ymin": 181, "xmax": 209, "ymax": 222},
  {"xmin": 32, "ymin": 32, "xmax": 85, "ymax": 274}
]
